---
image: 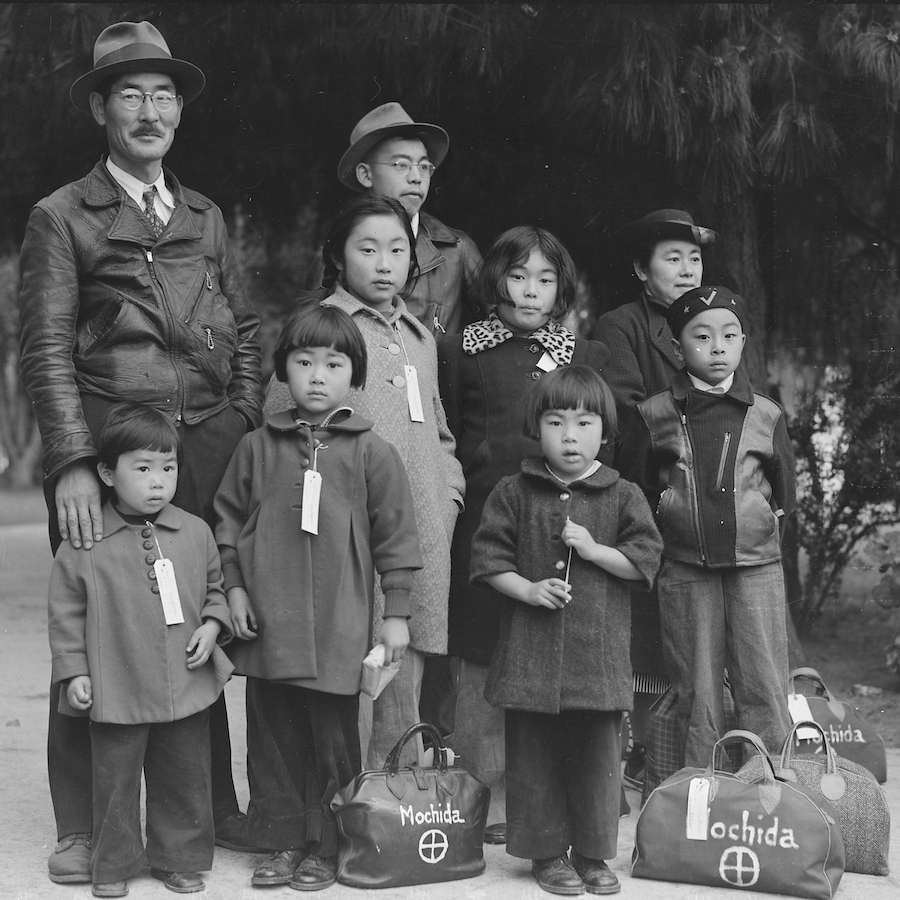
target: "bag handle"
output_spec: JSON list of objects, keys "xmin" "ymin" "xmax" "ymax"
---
[
  {"xmin": 779, "ymin": 720, "xmax": 846, "ymax": 801},
  {"xmin": 709, "ymin": 729, "xmax": 777, "ymax": 784},
  {"xmin": 789, "ymin": 667, "xmax": 834, "ymax": 699},
  {"xmin": 384, "ymin": 722, "xmax": 448, "ymax": 774}
]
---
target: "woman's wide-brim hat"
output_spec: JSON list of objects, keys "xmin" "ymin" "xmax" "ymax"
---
[
  {"xmin": 338, "ymin": 102, "xmax": 450, "ymax": 191},
  {"xmin": 70, "ymin": 21, "xmax": 206, "ymax": 111},
  {"xmin": 613, "ymin": 209, "xmax": 717, "ymax": 251}
]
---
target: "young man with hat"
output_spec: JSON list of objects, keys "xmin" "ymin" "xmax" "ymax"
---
[
  {"xmin": 621, "ymin": 285, "xmax": 794, "ymax": 771},
  {"xmin": 17, "ymin": 21, "xmax": 263, "ymax": 885},
  {"xmin": 333, "ymin": 101, "xmax": 482, "ymax": 335}
]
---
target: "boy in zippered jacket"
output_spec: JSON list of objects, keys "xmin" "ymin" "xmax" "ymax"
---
[{"xmin": 621, "ymin": 285, "xmax": 794, "ymax": 769}]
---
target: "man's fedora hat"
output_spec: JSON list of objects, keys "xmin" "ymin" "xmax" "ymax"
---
[
  {"xmin": 613, "ymin": 209, "xmax": 717, "ymax": 250},
  {"xmin": 70, "ymin": 21, "xmax": 205, "ymax": 111},
  {"xmin": 338, "ymin": 102, "xmax": 450, "ymax": 191}
]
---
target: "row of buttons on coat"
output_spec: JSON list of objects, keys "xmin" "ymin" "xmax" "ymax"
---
[{"xmin": 140, "ymin": 527, "xmax": 160, "ymax": 593}]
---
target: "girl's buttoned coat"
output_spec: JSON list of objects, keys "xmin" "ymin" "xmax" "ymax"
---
[
  {"xmin": 214, "ymin": 410, "xmax": 423, "ymax": 694},
  {"xmin": 48, "ymin": 502, "xmax": 234, "ymax": 724},
  {"xmin": 470, "ymin": 459, "xmax": 662, "ymax": 714},
  {"xmin": 438, "ymin": 331, "xmax": 608, "ymax": 664},
  {"xmin": 264, "ymin": 288, "xmax": 464, "ymax": 654}
]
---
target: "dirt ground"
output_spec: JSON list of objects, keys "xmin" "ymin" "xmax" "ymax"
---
[{"xmin": 2, "ymin": 487, "xmax": 899, "ymax": 900}]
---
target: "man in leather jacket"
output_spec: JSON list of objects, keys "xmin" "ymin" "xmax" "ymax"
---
[
  {"xmin": 330, "ymin": 101, "xmax": 482, "ymax": 336},
  {"xmin": 17, "ymin": 21, "xmax": 263, "ymax": 883}
]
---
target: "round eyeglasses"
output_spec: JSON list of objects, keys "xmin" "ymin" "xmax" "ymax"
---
[
  {"xmin": 112, "ymin": 90, "xmax": 178, "ymax": 112},
  {"xmin": 370, "ymin": 160, "xmax": 435, "ymax": 178}
]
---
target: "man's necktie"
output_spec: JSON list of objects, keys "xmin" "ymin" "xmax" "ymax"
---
[{"xmin": 142, "ymin": 186, "xmax": 165, "ymax": 239}]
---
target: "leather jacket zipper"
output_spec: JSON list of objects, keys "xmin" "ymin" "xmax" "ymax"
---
[
  {"xmin": 681, "ymin": 413, "xmax": 706, "ymax": 564},
  {"xmin": 715, "ymin": 432, "xmax": 732, "ymax": 492},
  {"xmin": 183, "ymin": 268, "xmax": 214, "ymax": 326},
  {"xmin": 145, "ymin": 249, "xmax": 185, "ymax": 419}
]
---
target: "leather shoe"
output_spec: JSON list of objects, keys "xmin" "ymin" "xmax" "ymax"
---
[
  {"xmin": 531, "ymin": 855, "xmax": 585, "ymax": 895},
  {"xmin": 571, "ymin": 851, "xmax": 620, "ymax": 895},
  {"xmin": 484, "ymin": 822, "xmax": 507, "ymax": 844},
  {"xmin": 92, "ymin": 882, "xmax": 129, "ymax": 898},
  {"xmin": 48, "ymin": 832, "xmax": 92, "ymax": 883},
  {"xmin": 252, "ymin": 849, "xmax": 306, "ymax": 886},
  {"xmin": 289, "ymin": 855, "xmax": 337, "ymax": 891},
  {"xmin": 150, "ymin": 869, "xmax": 205, "ymax": 893},
  {"xmin": 214, "ymin": 811, "xmax": 266, "ymax": 853}
]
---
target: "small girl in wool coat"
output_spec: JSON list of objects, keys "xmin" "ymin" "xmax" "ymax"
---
[
  {"xmin": 264, "ymin": 196, "xmax": 464, "ymax": 770},
  {"xmin": 215, "ymin": 304, "xmax": 423, "ymax": 890},
  {"xmin": 470, "ymin": 365, "xmax": 662, "ymax": 896},
  {"xmin": 437, "ymin": 226, "xmax": 608, "ymax": 836}
]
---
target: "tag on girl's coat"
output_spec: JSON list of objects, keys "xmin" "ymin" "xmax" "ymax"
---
[
  {"xmin": 536, "ymin": 352, "xmax": 558, "ymax": 372},
  {"xmin": 154, "ymin": 558, "xmax": 185, "ymax": 624},
  {"xmin": 787, "ymin": 693, "xmax": 819, "ymax": 740},
  {"xmin": 302, "ymin": 469, "xmax": 322, "ymax": 534},
  {"xmin": 404, "ymin": 364, "xmax": 425, "ymax": 422}
]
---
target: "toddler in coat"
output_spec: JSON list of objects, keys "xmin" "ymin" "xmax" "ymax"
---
[
  {"xmin": 470, "ymin": 366, "xmax": 662, "ymax": 895},
  {"xmin": 48, "ymin": 403, "xmax": 234, "ymax": 897}
]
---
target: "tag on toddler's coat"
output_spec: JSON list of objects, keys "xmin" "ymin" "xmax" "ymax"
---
[
  {"xmin": 787, "ymin": 693, "xmax": 819, "ymax": 740},
  {"xmin": 686, "ymin": 777, "xmax": 711, "ymax": 841},
  {"xmin": 154, "ymin": 558, "xmax": 185, "ymax": 625},
  {"xmin": 536, "ymin": 351, "xmax": 558, "ymax": 373},
  {"xmin": 301, "ymin": 469, "xmax": 322, "ymax": 534},
  {"xmin": 404, "ymin": 365, "xmax": 425, "ymax": 422}
]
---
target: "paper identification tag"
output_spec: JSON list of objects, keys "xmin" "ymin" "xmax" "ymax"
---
[
  {"xmin": 787, "ymin": 693, "xmax": 819, "ymax": 740},
  {"xmin": 686, "ymin": 777, "xmax": 711, "ymax": 840},
  {"xmin": 301, "ymin": 469, "xmax": 322, "ymax": 534},
  {"xmin": 404, "ymin": 364, "xmax": 425, "ymax": 422},
  {"xmin": 154, "ymin": 558, "xmax": 185, "ymax": 625},
  {"xmin": 536, "ymin": 351, "xmax": 558, "ymax": 372}
]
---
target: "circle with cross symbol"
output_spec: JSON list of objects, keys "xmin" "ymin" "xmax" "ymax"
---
[
  {"xmin": 719, "ymin": 846, "xmax": 760, "ymax": 887},
  {"xmin": 418, "ymin": 829, "xmax": 449, "ymax": 864}
]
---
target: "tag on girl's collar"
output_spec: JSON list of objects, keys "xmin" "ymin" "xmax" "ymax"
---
[
  {"xmin": 536, "ymin": 352, "xmax": 558, "ymax": 373},
  {"xmin": 301, "ymin": 470, "xmax": 322, "ymax": 534},
  {"xmin": 404, "ymin": 365, "xmax": 425, "ymax": 422},
  {"xmin": 150, "ymin": 525, "xmax": 184, "ymax": 625}
]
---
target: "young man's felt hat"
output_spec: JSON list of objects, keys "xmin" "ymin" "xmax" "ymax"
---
[
  {"xmin": 666, "ymin": 285, "xmax": 746, "ymax": 338},
  {"xmin": 613, "ymin": 209, "xmax": 717, "ymax": 251},
  {"xmin": 337, "ymin": 102, "xmax": 450, "ymax": 191},
  {"xmin": 70, "ymin": 20, "xmax": 206, "ymax": 111}
]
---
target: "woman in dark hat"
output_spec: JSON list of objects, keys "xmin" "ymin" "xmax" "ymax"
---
[{"xmin": 591, "ymin": 208, "xmax": 716, "ymax": 791}]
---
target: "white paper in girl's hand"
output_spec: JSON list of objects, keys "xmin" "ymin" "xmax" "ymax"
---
[{"xmin": 360, "ymin": 643, "xmax": 401, "ymax": 699}]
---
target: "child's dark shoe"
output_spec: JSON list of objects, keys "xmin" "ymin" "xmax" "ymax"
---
[
  {"xmin": 92, "ymin": 881, "xmax": 128, "ymax": 898},
  {"xmin": 289, "ymin": 855, "xmax": 336, "ymax": 891},
  {"xmin": 484, "ymin": 822, "xmax": 507, "ymax": 844},
  {"xmin": 252, "ymin": 850, "xmax": 306, "ymax": 886},
  {"xmin": 150, "ymin": 869, "xmax": 205, "ymax": 893},
  {"xmin": 48, "ymin": 832, "xmax": 92, "ymax": 883},
  {"xmin": 570, "ymin": 851, "xmax": 620, "ymax": 895},
  {"xmin": 531, "ymin": 854, "xmax": 585, "ymax": 895},
  {"xmin": 214, "ymin": 811, "xmax": 266, "ymax": 853}
]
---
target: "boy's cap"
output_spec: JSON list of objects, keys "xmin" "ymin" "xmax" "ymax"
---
[{"xmin": 666, "ymin": 285, "xmax": 746, "ymax": 337}]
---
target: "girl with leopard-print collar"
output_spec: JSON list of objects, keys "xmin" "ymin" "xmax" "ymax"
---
[{"xmin": 437, "ymin": 226, "xmax": 608, "ymax": 838}]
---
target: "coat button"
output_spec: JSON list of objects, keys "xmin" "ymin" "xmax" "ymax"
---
[
  {"xmin": 143, "ymin": 540, "xmax": 154, "ymax": 550},
  {"xmin": 529, "ymin": 344, "xmax": 541, "ymax": 353},
  {"xmin": 148, "ymin": 569, "xmax": 157, "ymax": 580},
  {"xmin": 528, "ymin": 371, "xmax": 542, "ymax": 379},
  {"xmin": 555, "ymin": 560, "xmax": 565, "ymax": 570},
  {"xmin": 388, "ymin": 342, "xmax": 401, "ymax": 355},
  {"xmin": 392, "ymin": 375, "xmax": 406, "ymax": 388},
  {"xmin": 145, "ymin": 555, "xmax": 156, "ymax": 565},
  {"xmin": 151, "ymin": 585, "xmax": 160, "ymax": 594},
  {"xmin": 300, "ymin": 460, "xmax": 308, "ymax": 468},
  {"xmin": 560, "ymin": 492, "xmax": 569, "ymax": 501},
  {"xmin": 141, "ymin": 528, "xmax": 152, "ymax": 538}
]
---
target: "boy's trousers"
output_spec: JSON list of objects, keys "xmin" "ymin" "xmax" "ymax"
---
[
  {"xmin": 657, "ymin": 558, "xmax": 791, "ymax": 768},
  {"xmin": 89, "ymin": 708, "xmax": 213, "ymax": 884},
  {"xmin": 505, "ymin": 708, "xmax": 621, "ymax": 861},
  {"xmin": 243, "ymin": 678, "xmax": 360, "ymax": 857}
]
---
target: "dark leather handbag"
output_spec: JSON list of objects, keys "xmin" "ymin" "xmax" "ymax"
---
[
  {"xmin": 788, "ymin": 667, "xmax": 887, "ymax": 783},
  {"xmin": 738, "ymin": 720, "xmax": 890, "ymax": 876},
  {"xmin": 634, "ymin": 730, "xmax": 845, "ymax": 899},
  {"xmin": 330, "ymin": 722, "xmax": 490, "ymax": 888}
]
